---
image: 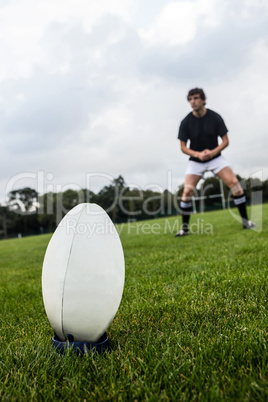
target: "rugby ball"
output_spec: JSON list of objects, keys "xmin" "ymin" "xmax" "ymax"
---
[{"xmin": 42, "ymin": 203, "xmax": 125, "ymax": 343}]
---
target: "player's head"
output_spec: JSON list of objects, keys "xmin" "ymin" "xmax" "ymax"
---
[{"xmin": 187, "ymin": 88, "xmax": 206, "ymax": 105}]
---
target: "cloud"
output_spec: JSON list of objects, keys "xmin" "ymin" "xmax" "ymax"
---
[
  {"xmin": 138, "ymin": 0, "xmax": 268, "ymax": 86},
  {"xmin": 1, "ymin": 16, "xmax": 133, "ymax": 154},
  {"xmin": 0, "ymin": 0, "xmax": 268, "ymax": 203},
  {"xmin": 0, "ymin": 11, "xmax": 148, "ymax": 196},
  {"xmin": 0, "ymin": 0, "xmax": 138, "ymax": 81},
  {"xmin": 138, "ymin": 0, "xmax": 225, "ymax": 47}
]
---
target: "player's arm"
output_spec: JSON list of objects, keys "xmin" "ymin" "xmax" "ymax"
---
[
  {"xmin": 208, "ymin": 134, "xmax": 229, "ymax": 159},
  {"xmin": 180, "ymin": 140, "xmax": 200, "ymax": 159}
]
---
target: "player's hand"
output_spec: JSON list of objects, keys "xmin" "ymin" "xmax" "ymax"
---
[{"xmin": 198, "ymin": 149, "xmax": 212, "ymax": 161}]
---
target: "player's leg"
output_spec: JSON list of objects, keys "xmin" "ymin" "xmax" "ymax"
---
[
  {"xmin": 216, "ymin": 166, "xmax": 255, "ymax": 229},
  {"xmin": 176, "ymin": 174, "xmax": 201, "ymax": 237}
]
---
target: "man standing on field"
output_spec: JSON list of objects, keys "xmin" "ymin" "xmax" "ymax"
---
[{"xmin": 176, "ymin": 87, "xmax": 255, "ymax": 237}]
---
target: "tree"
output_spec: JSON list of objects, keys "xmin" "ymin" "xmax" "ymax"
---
[
  {"xmin": 8, "ymin": 187, "xmax": 38, "ymax": 214},
  {"xmin": 0, "ymin": 206, "xmax": 8, "ymax": 239},
  {"xmin": 8, "ymin": 187, "xmax": 39, "ymax": 234},
  {"xmin": 38, "ymin": 192, "xmax": 58, "ymax": 232},
  {"xmin": 262, "ymin": 179, "xmax": 268, "ymax": 203},
  {"xmin": 38, "ymin": 189, "xmax": 98, "ymax": 230},
  {"xmin": 97, "ymin": 175, "xmax": 128, "ymax": 222}
]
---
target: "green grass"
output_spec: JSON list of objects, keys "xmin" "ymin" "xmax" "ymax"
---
[{"xmin": 0, "ymin": 205, "xmax": 268, "ymax": 401}]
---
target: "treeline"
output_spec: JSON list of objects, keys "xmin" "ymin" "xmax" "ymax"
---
[{"xmin": 0, "ymin": 174, "xmax": 267, "ymax": 239}]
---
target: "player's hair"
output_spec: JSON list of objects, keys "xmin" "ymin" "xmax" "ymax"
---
[{"xmin": 187, "ymin": 88, "xmax": 206, "ymax": 105}]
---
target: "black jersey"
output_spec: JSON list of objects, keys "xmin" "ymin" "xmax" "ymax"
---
[{"xmin": 178, "ymin": 109, "xmax": 228, "ymax": 163}]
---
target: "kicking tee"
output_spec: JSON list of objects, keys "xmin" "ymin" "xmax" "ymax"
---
[{"xmin": 178, "ymin": 109, "xmax": 228, "ymax": 163}]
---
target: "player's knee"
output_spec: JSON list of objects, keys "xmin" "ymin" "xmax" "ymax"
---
[
  {"xmin": 230, "ymin": 179, "xmax": 243, "ymax": 195},
  {"xmin": 183, "ymin": 187, "xmax": 194, "ymax": 199},
  {"xmin": 233, "ymin": 177, "xmax": 241, "ymax": 187}
]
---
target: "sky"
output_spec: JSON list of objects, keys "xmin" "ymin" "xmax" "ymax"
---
[{"xmin": 1, "ymin": 0, "xmax": 268, "ymax": 203}]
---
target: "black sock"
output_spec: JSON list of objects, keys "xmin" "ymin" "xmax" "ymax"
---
[
  {"xmin": 180, "ymin": 201, "xmax": 192, "ymax": 232},
  {"xmin": 233, "ymin": 193, "xmax": 248, "ymax": 225}
]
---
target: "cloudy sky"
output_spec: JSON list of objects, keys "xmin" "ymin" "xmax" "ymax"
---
[{"xmin": 1, "ymin": 0, "xmax": 268, "ymax": 202}]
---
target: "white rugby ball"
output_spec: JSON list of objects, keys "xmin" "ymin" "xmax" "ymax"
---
[{"xmin": 42, "ymin": 203, "xmax": 125, "ymax": 343}]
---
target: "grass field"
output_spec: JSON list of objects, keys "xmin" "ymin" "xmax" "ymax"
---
[{"xmin": 0, "ymin": 205, "xmax": 268, "ymax": 401}]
